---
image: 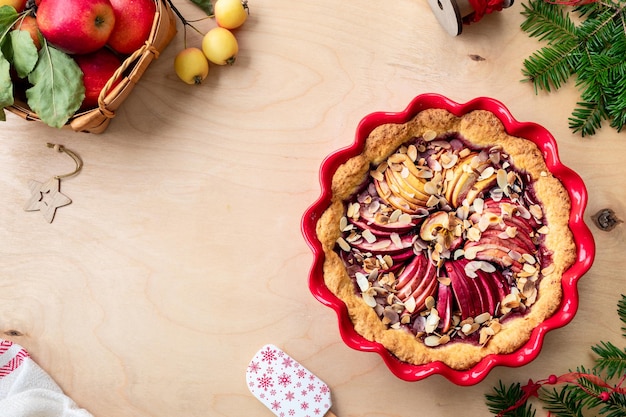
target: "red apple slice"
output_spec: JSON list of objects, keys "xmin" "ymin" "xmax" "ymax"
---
[
  {"xmin": 446, "ymin": 260, "xmax": 482, "ymax": 319},
  {"xmin": 395, "ymin": 253, "xmax": 428, "ymax": 291},
  {"xmin": 409, "ymin": 259, "xmax": 438, "ymax": 307},
  {"xmin": 444, "ymin": 261, "xmax": 471, "ymax": 319},
  {"xmin": 436, "ymin": 282, "xmax": 453, "ymax": 333},
  {"xmin": 350, "ymin": 234, "xmax": 414, "ymax": 255},
  {"xmin": 475, "ymin": 268, "xmax": 508, "ymax": 315},
  {"xmin": 412, "ymin": 271, "xmax": 439, "ymax": 312},
  {"xmin": 478, "ymin": 228, "xmax": 536, "ymax": 254},
  {"xmin": 353, "ymin": 206, "xmax": 418, "ymax": 235},
  {"xmin": 465, "ymin": 266, "xmax": 491, "ymax": 316},
  {"xmin": 468, "ymin": 246, "xmax": 524, "ymax": 272}
]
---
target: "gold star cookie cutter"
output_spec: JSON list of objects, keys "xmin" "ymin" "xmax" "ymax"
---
[{"xmin": 24, "ymin": 143, "xmax": 83, "ymax": 223}]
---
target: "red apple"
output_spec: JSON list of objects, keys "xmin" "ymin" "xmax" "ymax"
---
[
  {"xmin": 107, "ymin": 0, "xmax": 156, "ymax": 55},
  {"xmin": 74, "ymin": 48, "xmax": 121, "ymax": 110},
  {"xmin": 36, "ymin": 0, "xmax": 115, "ymax": 55},
  {"xmin": 0, "ymin": 0, "xmax": 27, "ymax": 12},
  {"xmin": 13, "ymin": 15, "xmax": 41, "ymax": 50}
]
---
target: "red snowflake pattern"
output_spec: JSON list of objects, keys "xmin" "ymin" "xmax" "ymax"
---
[
  {"xmin": 261, "ymin": 346, "xmax": 277, "ymax": 363},
  {"xmin": 257, "ymin": 373, "xmax": 274, "ymax": 391},
  {"xmin": 248, "ymin": 361, "xmax": 260, "ymax": 374},
  {"xmin": 247, "ymin": 345, "xmax": 331, "ymax": 417},
  {"xmin": 277, "ymin": 372, "xmax": 292, "ymax": 387}
]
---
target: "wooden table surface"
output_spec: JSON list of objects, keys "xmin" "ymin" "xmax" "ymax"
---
[{"xmin": 1, "ymin": 1, "xmax": 623, "ymax": 416}]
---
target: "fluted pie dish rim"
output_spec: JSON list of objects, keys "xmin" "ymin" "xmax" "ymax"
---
[{"xmin": 301, "ymin": 93, "xmax": 595, "ymax": 385}]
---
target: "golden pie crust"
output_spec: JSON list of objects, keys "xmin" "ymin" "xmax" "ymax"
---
[{"xmin": 316, "ymin": 109, "xmax": 577, "ymax": 370}]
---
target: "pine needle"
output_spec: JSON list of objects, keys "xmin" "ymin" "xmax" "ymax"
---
[
  {"xmin": 520, "ymin": 0, "xmax": 626, "ymax": 136},
  {"xmin": 485, "ymin": 381, "xmax": 537, "ymax": 417},
  {"xmin": 618, "ymin": 294, "xmax": 626, "ymax": 338},
  {"xmin": 591, "ymin": 341, "xmax": 626, "ymax": 380},
  {"xmin": 540, "ymin": 387, "xmax": 585, "ymax": 417}
]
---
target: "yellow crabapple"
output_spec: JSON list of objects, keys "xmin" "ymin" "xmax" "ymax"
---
[{"xmin": 174, "ymin": 47, "xmax": 210, "ymax": 85}]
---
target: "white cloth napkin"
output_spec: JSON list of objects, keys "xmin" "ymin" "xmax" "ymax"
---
[{"xmin": 0, "ymin": 339, "xmax": 93, "ymax": 417}]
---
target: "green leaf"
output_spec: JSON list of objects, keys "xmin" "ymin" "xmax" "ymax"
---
[
  {"xmin": 188, "ymin": 0, "xmax": 213, "ymax": 15},
  {"xmin": 26, "ymin": 43, "xmax": 84, "ymax": 128},
  {"xmin": 0, "ymin": 5, "xmax": 18, "ymax": 43},
  {"xmin": 0, "ymin": 50, "xmax": 12, "ymax": 121},
  {"xmin": 9, "ymin": 29, "xmax": 37, "ymax": 78}
]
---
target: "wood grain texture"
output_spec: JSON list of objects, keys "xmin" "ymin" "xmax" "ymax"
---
[{"xmin": 0, "ymin": 1, "xmax": 622, "ymax": 416}]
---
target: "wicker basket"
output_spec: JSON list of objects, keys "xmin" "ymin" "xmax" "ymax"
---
[{"xmin": 7, "ymin": 0, "xmax": 177, "ymax": 133}]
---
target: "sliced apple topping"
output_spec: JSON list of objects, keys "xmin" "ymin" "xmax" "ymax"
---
[{"xmin": 334, "ymin": 133, "xmax": 552, "ymax": 347}]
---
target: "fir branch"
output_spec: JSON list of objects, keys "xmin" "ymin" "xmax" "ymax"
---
[
  {"xmin": 522, "ymin": 42, "xmax": 578, "ymax": 92},
  {"xmin": 485, "ymin": 381, "xmax": 537, "ymax": 417},
  {"xmin": 520, "ymin": 0, "xmax": 578, "ymax": 44},
  {"xmin": 539, "ymin": 387, "xmax": 585, "ymax": 417},
  {"xmin": 486, "ymin": 295, "xmax": 626, "ymax": 416},
  {"xmin": 520, "ymin": 0, "xmax": 626, "ymax": 135},
  {"xmin": 569, "ymin": 100, "xmax": 606, "ymax": 136},
  {"xmin": 570, "ymin": 366, "xmax": 606, "ymax": 409},
  {"xmin": 592, "ymin": 341, "xmax": 626, "ymax": 380},
  {"xmin": 619, "ymin": 294, "xmax": 626, "ymax": 338},
  {"xmin": 576, "ymin": 5, "xmax": 622, "ymax": 52},
  {"xmin": 599, "ymin": 392, "xmax": 626, "ymax": 417}
]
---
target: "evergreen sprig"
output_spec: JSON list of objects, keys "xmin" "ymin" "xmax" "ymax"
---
[
  {"xmin": 541, "ymin": 387, "xmax": 584, "ymax": 417},
  {"xmin": 485, "ymin": 381, "xmax": 537, "ymax": 417},
  {"xmin": 485, "ymin": 294, "xmax": 626, "ymax": 416},
  {"xmin": 520, "ymin": 0, "xmax": 626, "ymax": 136}
]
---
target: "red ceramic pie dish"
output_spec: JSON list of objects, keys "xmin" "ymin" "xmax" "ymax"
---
[{"xmin": 301, "ymin": 94, "xmax": 595, "ymax": 385}]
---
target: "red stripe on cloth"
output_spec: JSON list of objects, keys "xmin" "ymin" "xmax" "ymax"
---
[
  {"xmin": 0, "ymin": 339, "xmax": 13, "ymax": 355},
  {"xmin": 0, "ymin": 347, "xmax": 29, "ymax": 379}
]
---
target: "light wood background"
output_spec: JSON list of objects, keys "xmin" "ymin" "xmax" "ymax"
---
[{"xmin": 1, "ymin": 1, "xmax": 623, "ymax": 416}]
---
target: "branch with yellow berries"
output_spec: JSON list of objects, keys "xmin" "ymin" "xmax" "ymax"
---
[{"xmin": 168, "ymin": 0, "xmax": 249, "ymax": 85}]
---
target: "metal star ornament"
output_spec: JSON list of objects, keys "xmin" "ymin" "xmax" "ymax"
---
[{"xmin": 24, "ymin": 177, "xmax": 72, "ymax": 223}]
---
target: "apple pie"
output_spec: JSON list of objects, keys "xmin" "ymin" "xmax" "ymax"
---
[{"xmin": 315, "ymin": 108, "xmax": 577, "ymax": 370}]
